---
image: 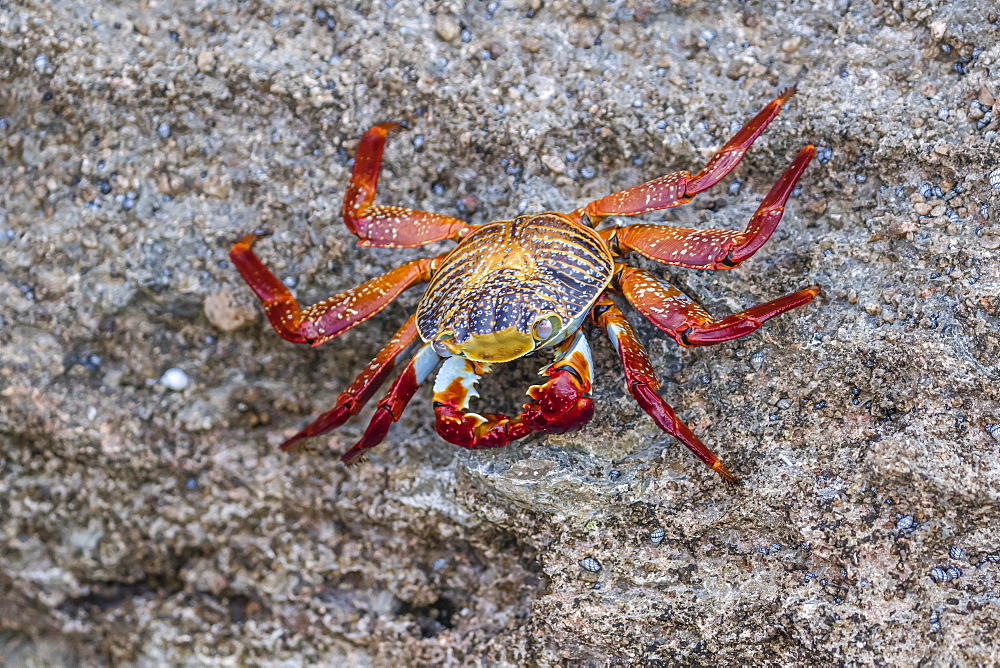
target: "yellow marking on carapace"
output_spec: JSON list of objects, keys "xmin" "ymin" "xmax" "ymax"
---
[{"xmin": 458, "ymin": 328, "xmax": 536, "ymax": 363}]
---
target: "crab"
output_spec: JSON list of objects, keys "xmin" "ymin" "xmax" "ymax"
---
[{"xmin": 230, "ymin": 88, "xmax": 820, "ymax": 481}]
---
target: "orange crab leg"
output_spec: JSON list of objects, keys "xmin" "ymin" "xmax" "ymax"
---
[
  {"xmin": 615, "ymin": 265, "xmax": 820, "ymax": 347},
  {"xmin": 340, "ymin": 343, "xmax": 442, "ymax": 465},
  {"xmin": 601, "ymin": 144, "xmax": 815, "ymax": 270},
  {"xmin": 279, "ymin": 315, "xmax": 420, "ymax": 453},
  {"xmin": 581, "ymin": 87, "xmax": 798, "ymax": 223},
  {"xmin": 592, "ymin": 295, "xmax": 736, "ymax": 482},
  {"xmin": 343, "ymin": 123, "xmax": 475, "ymax": 248},
  {"xmin": 230, "ymin": 232, "xmax": 441, "ymax": 346}
]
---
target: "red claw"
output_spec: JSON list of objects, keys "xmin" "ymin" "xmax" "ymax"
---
[
  {"xmin": 522, "ymin": 369, "xmax": 595, "ymax": 434},
  {"xmin": 434, "ymin": 404, "xmax": 532, "ymax": 449}
]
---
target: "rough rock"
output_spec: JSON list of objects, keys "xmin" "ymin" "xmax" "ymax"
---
[{"xmin": 1, "ymin": 0, "xmax": 998, "ymax": 664}]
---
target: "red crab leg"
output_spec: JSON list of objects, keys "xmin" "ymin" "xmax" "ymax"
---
[
  {"xmin": 432, "ymin": 332, "xmax": 595, "ymax": 449},
  {"xmin": 279, "ymin": 315, "xmax": 420, "ymax": 453},
  {"xmin": 344, "ymin": 123, "xmax": 475, "ymax": 248},
  {"xmin": 616, "ymin": 265, "xmax": 820, "ymax": 347},
  {"xmin": 230, "ymin": 232, "xmax": 442, "ymax": 346},
  {"xmin": 591, "ymin": 295, "xmax": 737, "ymax": 482},
  {"xmin": 580, "ymin": 87, "xmax": 798, "ymax": 223},
  {"xmin": 598, "ymin": 146, "xmax": 816, "ymax": 269},
  {"xmin": 601, "ymin": 144, "xmax": 815, "ymax": 270},
  {"xmin": 340, "ymin": 343, "xmax": 442, "ymax": 465}
]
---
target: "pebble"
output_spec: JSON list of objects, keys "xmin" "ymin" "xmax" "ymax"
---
[
  {"xmin": 781, "ymin": 36, "xmax": 803, "ymax": 53},
  {"xmin": 928, "ymin": 20, "xmax": 947, "ymax": 41},
  {"xmin": 979, "ymin": 85, "xmax": 995, "ymax": 108},
  {"xmin": 160, "ymin": 368, "xmax": 190, "ymax": 391},
  {"xmin": 204, "ymin": 288, "xmax": 258, "ymax": 332},
  {"xmin": 541, "ymin": 154, "xmax": 566, "ymax": 173},
  {"xmin": 196, "ymin": 51, "xmax": 216, "ymax": 72},
  {"xmin": 435, "ymin": 14, "xmax": 461, "ymax": 42}
]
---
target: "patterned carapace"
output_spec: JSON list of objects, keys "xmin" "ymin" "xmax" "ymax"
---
[
  {"xmin": 416, "ymin": 214, "xmax": 613, "ymax": 363},
  {"xmin": 231, "ymin": 87, "xmax": 820, "ymax": 480}
]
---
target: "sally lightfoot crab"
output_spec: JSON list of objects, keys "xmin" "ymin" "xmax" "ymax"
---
[{"xmin": 231, "ymin": 88, "xmax": 820, "ymax": 481}]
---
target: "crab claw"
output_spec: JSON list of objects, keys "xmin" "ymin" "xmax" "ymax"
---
[
  {"xmin": 520, "ymin": 332, "xmax": 595, "ymax": 434},
  {"xmin": 434, "ymin": 405, "xmax": 533, "ymax": 449},
  {"xmin": 522, "ymin": 368, "xmax": 595, "ymax": 434}
]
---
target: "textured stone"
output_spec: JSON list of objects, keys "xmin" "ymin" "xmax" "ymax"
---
[{"xmin": 1, "ymin": 0, "xmax": 998, "ymax": 665}]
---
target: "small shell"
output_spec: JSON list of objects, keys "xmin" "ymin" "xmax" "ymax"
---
[{"xmin": 160, "ymin": 368, "xmax": 190, "ymax": 391}]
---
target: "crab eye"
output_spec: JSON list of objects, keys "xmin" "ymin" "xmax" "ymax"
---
[
  {"xmin": 533, "ymin": 317, "xmax": 559, "ymax": 341},
  {"xmin": 432, "ymin": 340, "xmax": 452, "ymax": 357}
]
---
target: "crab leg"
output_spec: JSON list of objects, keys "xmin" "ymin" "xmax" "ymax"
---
[
  {"xmin": 580, "ymin": 88, "xmax": 798, "ymax": 224},
  {"xmin": 279, "ymin": 315, "xmax": 420, "ymax": 453},
  {"xmin": 339, "ymin": 343, "xmax": 442, "ymax": 465},
  {"xmin": 591, "ymin": 295, "xmax": 736, "ymax": 482},
  {"xmin": 616, "ymin": 265, "xmax": 819, "ymax": 347},
  {"xmin": 433, "ymin": 332, "xmax": 596, "ymax": 449},
  {"xmin": 600, "ymin": 144, "xmax": 815, "ymax": 270},
  {"xmin": 230, "ymin": 232, "xmax": 442, "ymax": 346},
  {"xmin": 344, "ymin": 123, "xmax": 475, "ymax": 248}
]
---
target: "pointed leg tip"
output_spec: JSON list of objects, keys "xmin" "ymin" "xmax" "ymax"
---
[
  {"xmin": 779, "ymin": 85, "xmax": 797, "ymax": 102},
  {"xmin": 373, "ymin": 121, "xmax": 402, "ymax": 134},
  {"xmin": 711, "ymin": 460, "xmax": 739, "ymax": 483},
  {"xmin": 341, "ymin": 451, "xmax": 367, "ymax": 466},
  {"xmin": 233, "ymin": 233, "xmax": 259, "ymax": 249},
  {"xmin": 279, "ymin": 436, "xmax": 307, "ymax": 453}
]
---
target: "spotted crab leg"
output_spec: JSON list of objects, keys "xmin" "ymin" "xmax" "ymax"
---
[
  {"xmin": 230, "ymin": 232, "xmax": 443, "ymax": 346},
  {"xmin": 279, "ymin": 315, "xmax": 420, "ymax": 453},
  {"xmin": 615, "ymin": 265, "xmax": 819, "ymax": 347},
  {"xmin": 340, "ymin": 343, "xmax": 443, "ymax": 465},
  {"xmin": 433, "ymin": 331, "xmax": 596, "ymax": 449},
  {"xmin": 578, "ymin": 87, "xmax": 799, "ymax": 224},
  {"xmin": 344, "ymin": 123, "xmax": 475, "ymax": 248},
  {"xmin": 592, "ymin": 295, "xmax": 737, "ymax": 482},
  {"xmin": 599, "ymin": 145, "xmax": 815, "ymax": 270}
]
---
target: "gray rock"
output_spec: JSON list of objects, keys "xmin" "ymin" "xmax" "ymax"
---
[{"xmin": 1, "ymin": 0, "xmax": 998, "ymax": 665}]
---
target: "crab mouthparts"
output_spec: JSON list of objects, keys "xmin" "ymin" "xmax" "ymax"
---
[{"xmin": 458, "ymin": 328, "xmax": 535, "ymax": 363}]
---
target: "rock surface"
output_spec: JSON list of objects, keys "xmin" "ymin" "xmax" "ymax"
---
[{"xmin": 1, "ymin": 0, "xmax": 998, "ymax": 664}]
